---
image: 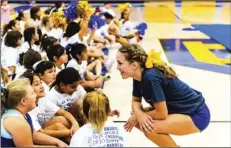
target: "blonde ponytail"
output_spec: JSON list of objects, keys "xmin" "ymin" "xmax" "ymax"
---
[{"xmin": 83, "ymin": 91, "xmax": 110, "ymax": 132}]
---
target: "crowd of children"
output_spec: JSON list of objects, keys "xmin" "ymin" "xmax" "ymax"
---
[{"xmin": 1, "ymin": 1, "xmax": 147, "ymax": 147}]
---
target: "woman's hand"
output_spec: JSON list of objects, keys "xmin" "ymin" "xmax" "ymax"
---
[
  {"xmin": 124, "ymin": 115, "xmax": 138, "ymax": 132},
  {"xmin": 136, "ymin": 111, "xmax": 155, "ymax": 133}
]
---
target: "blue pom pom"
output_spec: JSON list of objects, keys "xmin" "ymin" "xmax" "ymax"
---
[
  {"xmin": 65, "ymin": 0, "xmax": 79, "ymax": 20},
  {"xmin": 88, "ymin": 15, "xmax": 106, "ymax": 30},
  {"xmin": 135, "ymin": 22, "xmax": 148, "ymax": 36}
]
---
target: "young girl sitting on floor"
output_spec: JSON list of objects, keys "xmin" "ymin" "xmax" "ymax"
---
[
  {"xmin": 46, "ymin": 68, "xmax": 86, "ymax": 126},
  {"xmin": 1, "ymin": 31, "xmax": 23, "ymax": 76},
  {"xmin": 66, "ymin": 43, "xmax": 104, "ymax": 91},
  {"xmin": 69, "ymin": 91, "xmax": 127, "ymax": 147},
  {"xmin": 20, "ymin": 71, "xmax": 79, "ymax": 144}
]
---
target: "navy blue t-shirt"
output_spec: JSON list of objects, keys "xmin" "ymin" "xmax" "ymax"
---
[{"xmin": 133, "ymin": 68, "xmax": 205, "ymax": 115}]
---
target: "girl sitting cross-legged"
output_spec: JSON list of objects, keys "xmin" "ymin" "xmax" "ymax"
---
[{"xmin": 20, "ymin": 70, "xmax": 79, "ymax": 144}]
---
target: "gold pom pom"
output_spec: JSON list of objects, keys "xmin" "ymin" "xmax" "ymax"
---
[
  {"xmin": 51, "ymin": 11, "xmax": 66, "ymax": 29},
  {"xmin": 77, "ymin": 1, "xmax": 92, "ymax": 20},
  {"xmin": 118, "ymin": 3, "xmax": 132, "ymax": 12}
]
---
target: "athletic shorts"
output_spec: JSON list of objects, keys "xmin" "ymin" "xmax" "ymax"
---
[{"xmin": 190, "ymin": 104, "xmax": 210, "ymax": 132}]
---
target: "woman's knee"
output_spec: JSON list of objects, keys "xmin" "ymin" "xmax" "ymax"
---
[
  {"xmin": 143, "ymin": 129, "xmax": 162, "ymax": 140},
  {"xmin": 135, "ymin": 124, "xmax": 160, "ymax": 136},
  {"xmin": 135, "ymin": 120, "xmax": 166, "ymax": 134}
]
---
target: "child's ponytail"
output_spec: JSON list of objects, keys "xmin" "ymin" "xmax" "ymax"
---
[{"xmin": 83, "ymin": 91, "xmax": 110, "ymax": 132}]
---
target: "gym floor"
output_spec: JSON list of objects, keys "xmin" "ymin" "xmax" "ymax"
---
[{"xmin": 4, "ymin": 1, "xmax": 231, "ymax": 147}]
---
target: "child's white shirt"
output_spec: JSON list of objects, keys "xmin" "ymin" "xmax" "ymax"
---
[
  {"xmin": 120, "ymin": 19, "xmax": 137, "ymax": 43},
  {"xmin": 42, "ymin": 81, "xmax": 50, "ymax": 96},
  {"xmin": 66, "ymin": 59, "xmax": 88, "ymax": 80},
  {"xmin": 15, "ymin": 65, "xmax": 27, "ymax": 80},
  {"xmin": 69, "ymin": 120, "xmax": 128, "ymax": 147},
  {"xmin": 46, "ymin": 85, "xmax": 86, "ymax": 110},
  {"xmin": 1, "ymin": 46, "xmax": 20, "ymax": 69},
  {"xmin": 49, "ymin": 28, "xmax": 64, "ymax": 41},
  {"xmin": 19, "ymin": 42, "xmax": 40, "ymax": 53},
  {"xmin": 60, "ymin": 34, "xmax": 80, "ymax": 48},
  {"xmin": 28, "ymin": 97, "xmax": 60, "ymax": 131},
  {"xmin": 60, "ymin": 33, "xmax": 91, "ymax": 49},
  {"xmin": 120, "ymin": 19, "xmax": 135, "ymax": 37},
  {"xmin": 56, "ymin": 64, "xmax": 65, "ymax": 75},
  {"xmin": 95, "ymin": 24, "xmax": 110, "ymax": 39},
  {"xmin": 41, "ymin": 27, "xmax": 51, "ymax": 36},
  {"xmin": 34, "ymin": 19, "xmax": 40, "ymax": 29}
]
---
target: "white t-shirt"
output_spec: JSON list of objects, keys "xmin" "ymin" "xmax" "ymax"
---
[
  {"xmin": 19, "ymin": 20, "xmax": 25, "ymax": 34},
  {"xmin": 60, "ymin": 34, "xmax": 78, "ymax": 48},
  {"xmin": 60, "ymin": 33, "xmax": 90, "ymax": 49},
  {"xmin": 47, "ymin": 85, "xmax": 86, "ymax": 110},
  {"xmin": 66, "ymin": 59, "xmax": 87, "ymax": 80},
  {"xmin": 15, "ymin": 65, "xmax": 27, "ymax": 80},
  {"xmin": 28, "ymin": 97, "xmax": 60, "ymax": 131},
  {"xmin": 56, "ymin": 64, "xmax": 65, "ymax": 75},
  {"xmin": 41, "ymin": 27, "xmax": 51, "ymax": 36},
  {"xmin": 120, "ymin": 20, "xmax": 135, "ymax": 37},
  {"xmin": 19, "ymin": 42, "xmax": 40, "ymax": 53},
  {"xmin": 42, "ymin": 81, "xmax": 50, "ymax": 96},
  {"xmin": 95, "ymin": 20, "xmax": 119, "ymax": 40},
  {"xmin": 1, "ymin": 46, "xmax": 20, "ymax": 69},
  {"xmin": 69, "ymin": 120, "xmax": 127, "ymax": 147},
  {"xmin": 49, "ymin": 28, "xmax": 64, "ymax": 41},
  {"xmin": 120, "ymin": 20, "xmax": 137, "ymax": 43},
  {"xmin": 34, "ymin": 19, "xmax": 40, "ymax": 29},
  {"xmin": 95, "ymin": 24, "xmax": 109, "ymax": 39}
]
